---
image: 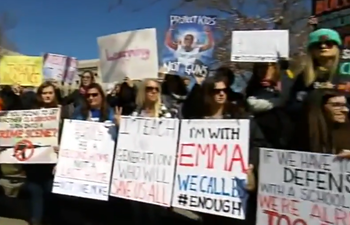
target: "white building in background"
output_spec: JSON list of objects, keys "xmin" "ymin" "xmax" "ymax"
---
[{"xmin": 77, "ymin": 58, "xmax": 100, "ymax": 84}]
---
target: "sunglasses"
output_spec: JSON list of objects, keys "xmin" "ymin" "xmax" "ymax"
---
[
  {"xmin": 86, "ymin": 93, "xmax": 99, "ymax": 98},
  {"xmin": 146, "ymin": 86, "xmax": 159, "ymax": 92},
  {"xmin": 311, "ymin": 41, "xmax": 336, "ymax": 49},
  {"xmin": 211, "ymin": 88, "xmax": 227, "ymax": 94}
]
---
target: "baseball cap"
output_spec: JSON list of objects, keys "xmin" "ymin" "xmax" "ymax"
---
[{"xmin": 307, "ymin": 28, "xmax": 342, "ymax": 47}]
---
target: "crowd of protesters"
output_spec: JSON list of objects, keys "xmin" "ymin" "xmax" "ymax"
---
[{"xmin": 1, "ymin": 22, "xmax": 350, "ymax": 225}]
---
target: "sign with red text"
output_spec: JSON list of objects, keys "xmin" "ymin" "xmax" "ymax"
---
[
  {"xmin": 171, "ymin": 119, "xmax": 250, "ymax": 219},
  {"xmin": 110, "ymin": 116, "xmax": 179, "ymax": 206},
  {"xmin": 258, "ymin": 148, "xmax": 350, "ymax": 225},
  {"xmin": 0, "ymin": 108, "xmax": 60, "ymax": 163},
  {"xmin": 52, "ymin": 120, "xmax": 115, "ymax": 201},
  {"xmin": 97, "ymin": 28, "xmax": 158, "ymax": 83}
]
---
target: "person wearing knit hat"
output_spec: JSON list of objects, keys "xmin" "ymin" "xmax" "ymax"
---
[
  {"xmin": 285, "ymin": 28, "xmax": 342, "ymax": 117},
  {"xmin": 304, "ymin": 28, "xmax": 342, "ymax": 87}
]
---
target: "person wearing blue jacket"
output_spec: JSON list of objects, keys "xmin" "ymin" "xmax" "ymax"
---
[{"xmin": 71, "ymin": 83, "xmax": 116, "ymax": 123}]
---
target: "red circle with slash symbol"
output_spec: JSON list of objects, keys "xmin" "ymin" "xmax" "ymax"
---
[{"xmin": 13, "ymin": 140, "xmax": 34, "ymax": 161}]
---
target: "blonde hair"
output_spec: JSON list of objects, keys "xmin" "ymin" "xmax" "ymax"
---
[
  {"xmin": 135, "ymin": 78, "xmax": 162, "ymax": 117},
  {"xmin": 304, "ymin": 48, "xmax": 340, "ymax": 86}
]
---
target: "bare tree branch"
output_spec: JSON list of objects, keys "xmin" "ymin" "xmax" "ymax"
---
[
  {"xmin": 0, "ymin": 11, "xmax": 18, "ymax": 56},
  {"xmin": 109, "ymin": 0, "xmax": 309, "ymax": 71}
]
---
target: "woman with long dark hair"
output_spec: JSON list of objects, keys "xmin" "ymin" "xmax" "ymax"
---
[
  {"xmin": 291, "ymin": 89, "xmax": 350, "ymax": 155},
  {"xmin": 72, "ymin": 83, "xmax": 115, "ymax": 123},
  {"xmin": 61, "ymin": 70, "xmax": 95, "ymax": 107},
  {"xmin": 23, "ymin": 81, "xmax": 61, "ymax": 225},
  {"xmin": 198, "ymin": 75, "xmax": 268, "ymax": 225},
  {"xmin": 245, "ymin": 62, "xmax": 294, "ymax": 148}
]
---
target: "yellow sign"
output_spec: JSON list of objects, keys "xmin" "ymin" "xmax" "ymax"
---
[{"xmin": 0, "ymin": 56, "xmax": 43, "ymax": 87}]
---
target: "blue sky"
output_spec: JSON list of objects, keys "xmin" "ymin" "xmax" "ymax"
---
[{"xmin": 2, "ymin": 0, "xmax": 220, "ymax": 60}]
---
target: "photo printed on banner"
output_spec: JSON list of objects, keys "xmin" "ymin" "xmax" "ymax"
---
[{"xmin": 162, "ymin": 15, "xmax": 217, "ymax": 77}]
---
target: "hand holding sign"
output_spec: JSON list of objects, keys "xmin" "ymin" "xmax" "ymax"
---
[{"xmin": 114, "ymin": 107, "xmax": 123, "ymax": 126}]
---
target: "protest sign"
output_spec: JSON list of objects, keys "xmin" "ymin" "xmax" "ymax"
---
[
  {"xmin": 257, "ymin": 148, "xmax": 350, "ymax": 225},
  {"xmin": 64, "ymin": 57, "xmax": 78, "ymax": 84},
  {"xmin": 0, "ymin": 108, "xmax": 60, "ymax": 163},
  {"xmin": 231, "ymin": 30, "xmax": 289, "ymax": 62},
  {"xmin": 52, "ymin": 120, "xmax": 115, "ymax": 201},
  {"xmin": 43, "ymin": 53, "xmax": 68, "ymax": 81},
  {"xmin": 162, "ymin": 15, "xmax": 217, "ymax": 77},
  {"xmin": 110, "ymin": 116, "xmax": 179, "ymax": 206},
  {"xmin": 0, "ymin": 56, "xmax": 43, "ymax": 86},
  {"xmin": 97, "ymin": 28, "xmax": 158, "ymax": 83},
  {"xmin": 171, "ymin": 119, "xmax": 250, "ymax": 219}
]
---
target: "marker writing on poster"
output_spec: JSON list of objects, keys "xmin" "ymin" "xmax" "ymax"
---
[
  {"xmin": 178, "ymin": 126, "xmax": 246, "ymax": 172},
  {"xmin": 105, "ymin": 49, "xmax": 150, "ymax": 61},
  {"xmin": 259, "ymin": 149, "xmax": 350, "ymax": 225},
  {"xmin": 112, "ymin": 117, "xmax": 178, "ymax": 206},
  {"xmin": 163, "ymin": 62, "xmax": 208, "ymax": 76},
  {"xmin": 119, "ymin": 117, "xmax": 177, "ymax": 138}
]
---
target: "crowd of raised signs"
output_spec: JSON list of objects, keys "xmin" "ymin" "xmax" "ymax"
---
[{"xmin": 1, "ymin": 20, "xmax": 350, "ymax": 225}]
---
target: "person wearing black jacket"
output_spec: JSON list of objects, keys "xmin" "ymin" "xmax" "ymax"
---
[
  {"xmin": 196, "ymin": 75, "xmax": 269, "ymax": 225},
  {"xmin": 287, "ymin": 28, "xmax": 342, "ymax": 117},
  {"xmin": 60, "ymin": 70, "xmax": 95, "ymax": 107}
]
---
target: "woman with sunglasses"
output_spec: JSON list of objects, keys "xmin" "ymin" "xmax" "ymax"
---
[
  {"xmin": 287, "ymin": 28, "xmax": 342, "ymax": 118},
  {"xmin": 197, "ymin": 75, "xmax": 268, "ymax": 225},
  {"xmin": 70, "ymin": 83, "xmax": 116, "ymax": 224},
  {"xmin": 127, "ymin": 78, "xmax": 172, "ymax": 225},
  {"xmin": 130, "ymin": 78, "xmax": 172, "ymax": 118},
  {"xmin": 61, "ymin": 70, "xmax": 95, "ymax": 108},
  {"xmin": 72, "ymin": 83, "xmax": 115, "ymax": 123}
]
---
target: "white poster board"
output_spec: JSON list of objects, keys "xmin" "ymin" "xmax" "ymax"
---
[
  {"xmin": 97, "ymin": 28, "xmax": 158, "ymax": 83},
  {"xmin": 43, "ymin": 53, "xmax": 68, "ymax": 81},
  {"xmin": 231, "ymin": 30, "xmax": 289, "ymax": 62},
  {"xmin": 171, "ymin": 119, "xmax": 250, "ymax": 219},
  {"xmin": 52, "ymin": 120, "xmax": 115, "ymax": 201},
  {"xmin": 110, "ymin": 116, "xmax": 179, "ymax": 206},
  {"xmin": 257, "ymin": 148, "xmax": 350, "ymax": 225},
  {"xmin": 0, "ymin": 108, "xmax": 60, "ymax": 164}
]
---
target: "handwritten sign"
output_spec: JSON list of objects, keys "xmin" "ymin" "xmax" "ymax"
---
[
  {"xmin": 97, "ymin": 28, "xmax": 158, "ymax": 83},
  {"xmin": 110, "ymin": 116, "xmax": 179, "ymax": 206},
  {"xmin": 52, "ymin": 120, "xmax": 115, "ymax": 201},
  {"xmin": 0, "ymin": 56, "xmax": 43, "ymax": 86},
  {"xmin": 0, "ymin": 108, "xmax": 60, "ymax": 163},
  {"xmin": 43, "ymin": 53, "xmax": 68, "ymax": 81},
  {"xmin": 257, "ymin": 148, "xmax": 350, "ymax": 225},
  {"xmin": 171, "ymin": 119, "xmax": 250, "ymax": 219}
]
